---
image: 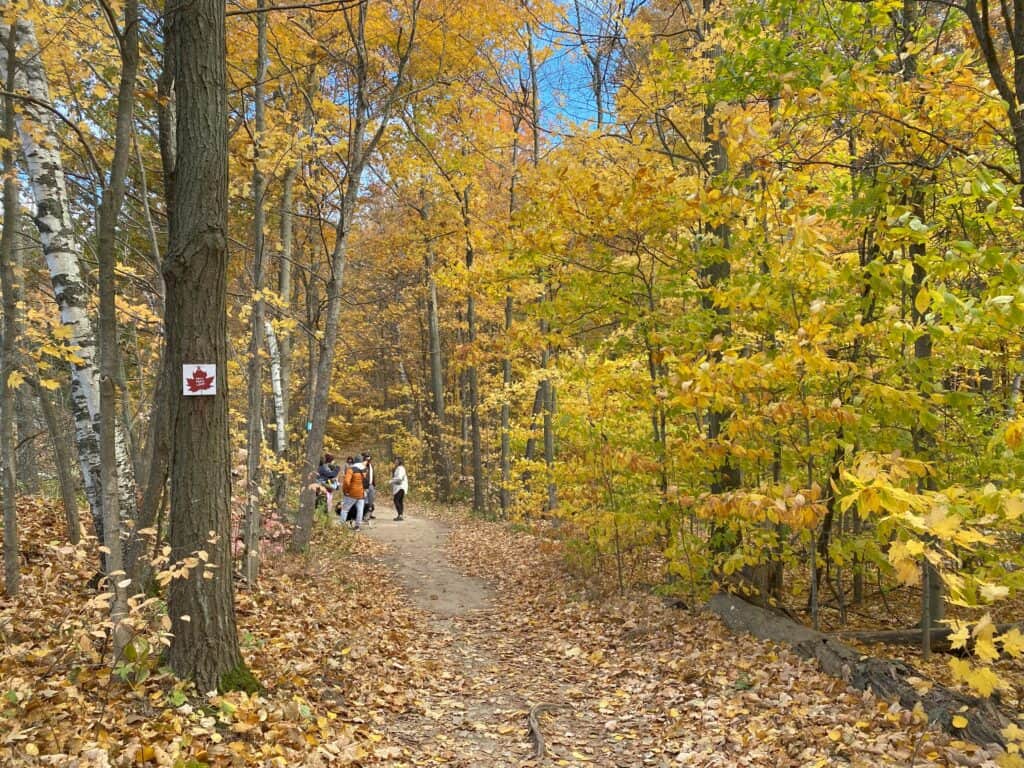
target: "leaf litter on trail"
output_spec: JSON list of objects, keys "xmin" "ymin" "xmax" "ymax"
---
[{"xmin": 0, "ymin": 499, "xmax": 1006, "ymax": 766}]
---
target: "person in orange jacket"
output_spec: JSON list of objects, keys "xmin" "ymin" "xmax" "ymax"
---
[{"xmin": 340, "ymin": 455, "xmax": 369, "ymax": 529}]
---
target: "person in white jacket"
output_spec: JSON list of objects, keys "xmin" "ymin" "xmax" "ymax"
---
[{"xmin": 390, "ymin": 458, "xmax": 408, "ymax": 521}]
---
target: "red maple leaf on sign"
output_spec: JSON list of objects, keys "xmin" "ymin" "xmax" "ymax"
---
[{"xmin": 186, "ymin": 367, "xmax": 215, "ymax": 393}]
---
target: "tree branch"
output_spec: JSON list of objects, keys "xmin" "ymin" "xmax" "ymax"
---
[{"xmin": 0, "ymin": 90, "xmax": 104, "ymax": 180}]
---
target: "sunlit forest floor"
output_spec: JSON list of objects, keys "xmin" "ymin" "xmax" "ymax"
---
[{"xmin": 0, "ymin": 499, "xmax": 1009, "ymax": 766}]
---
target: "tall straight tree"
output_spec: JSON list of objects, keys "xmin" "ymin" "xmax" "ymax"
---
[
  {"xmin": 292, "ymin": 0, "xmax": 419, "ymax": 551},
  {"xmin": 162, "ymin": 0, "xmax": 243, "ymax": 690},
  {"xmin": 0, "ymin": 15, "xmax": 138, "ymax": 552},
  {"xmin": 0, "ymin": 25, "xmax": 20, "ymax": 595},
  {"xmin": 96, "ymin": 0, "xmax": 140, "ymax": 652},
  {"xmin": 243, "ymin": 0, "xmax": 268, "ymax": 585}
]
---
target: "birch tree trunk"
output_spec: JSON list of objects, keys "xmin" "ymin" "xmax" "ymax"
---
[
  {"xmin": 265, "ymin": 320, "xmax": 286, "ymax": 456},
  {"xmin": 271, "ymin": 162, "xmax": 297, "ymax": 509},
  {"xmin": 2, "ymin": 17, "xmax": 137, "ymax": 545}
]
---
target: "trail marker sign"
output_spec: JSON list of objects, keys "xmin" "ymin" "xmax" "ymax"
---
[{"xmin": 183, "ymin": 364, "xmax": 216, "ymax": 396}]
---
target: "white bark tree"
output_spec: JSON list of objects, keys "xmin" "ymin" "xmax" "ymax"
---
[{"xmin": 0, "ymin": 17, "xmax": 138, "ymax": 545}]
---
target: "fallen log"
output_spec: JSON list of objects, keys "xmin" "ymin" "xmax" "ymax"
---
[
  {"xmin": 708, "ymin": 593, "xmax": 1012, "ymax": 747},
  {"xmin": 839, "ymin": 623, "xmax": 1022, "ymax": 653}
]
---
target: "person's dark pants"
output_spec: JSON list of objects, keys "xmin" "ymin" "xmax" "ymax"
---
[{"xmin": 393, "ymin": 489, "xmax": 405, "ymax": 517}]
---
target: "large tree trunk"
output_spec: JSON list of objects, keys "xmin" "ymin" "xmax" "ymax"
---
[
  {"xmin": 0, "ymin": 28, "xmax": 20, "ymax": 595},
  {"xmin": 243, "ymin": 0, "xmax": 268, "ymax": 585},
  {"xmin": 709, "ymin": 593, "xmax": 1010, "ymax": 747},
  {"xmin": 162, "ymin": 0, "xmax": 243, "ymax": 691},
  {"xmin": 4, "ymin": 16, "xmax": 137, "ymax": 546}
]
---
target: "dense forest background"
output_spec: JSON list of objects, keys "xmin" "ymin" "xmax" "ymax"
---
[{"xmin": 4, "ymin": 0, "xmax": 1024, "ymax": 759}]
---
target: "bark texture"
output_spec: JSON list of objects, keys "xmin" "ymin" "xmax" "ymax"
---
[
  {"xmin": 265, "ymin": 320, "xmax": 286, "ymax": 457},
  {"xmin": 0, "ymin": 26, "xmax": 19, "ymax": 595},
  {"xmin": 162, "ymin": 0, "xmax": 242, "ymax": 691},
  {"xmin": 2, "ymin": 17, "xmax": 137, "ymax": 543}
]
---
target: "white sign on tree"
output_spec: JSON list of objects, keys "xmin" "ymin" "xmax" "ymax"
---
[{"xmin": 183, "ymin": 364, "xmax": 217, "ymax": 396}]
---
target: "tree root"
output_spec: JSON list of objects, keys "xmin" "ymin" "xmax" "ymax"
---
[{"xmin": 527, "ymin": 702, "xmax": 565, "ymax": 760}]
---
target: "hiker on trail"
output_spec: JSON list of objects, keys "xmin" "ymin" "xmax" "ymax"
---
[
  {"xmin": 317, "ymin": 453, "xmax": 340, "ymax": 513},
  {"xmin": 341, "ymin": 455, "xmax": 369, "ymax": 529},
  {"xmin": 362, "ymin": 452, "xmax": 376, "ymax": 520},
  {"xmin": 390, "ymin": 458, "xmax": 408, "ymax": 521}
]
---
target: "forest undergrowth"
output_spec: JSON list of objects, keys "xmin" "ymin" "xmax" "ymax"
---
[{"xmin": 0, "ymin": 498, "xmax": 1014, "ymax": 767}]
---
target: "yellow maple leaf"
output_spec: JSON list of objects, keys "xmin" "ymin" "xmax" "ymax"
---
[
  {"xmin": 925, "ymin": 507, "xmax": 961, "ymax": 541},
  {"xmin": 1004, "ymin": 495, "xmax": 1024, "ymax": 521},
  {"xmin": 999, "ymin": 628, "xmax": 1024, "ymax": 658},
  {"xmin": 947, "ymin": 621, "xmax": 970, "ymax": 650},
  {"xmin": 964, "ymin": 664, "xmax": 1001, "ymax": 697},
  {"xmin": 888, "ymin": 541, "xmax": 920, "ymax": 586},
  {"xmin": 904, "ymin": 538, "xmax": 925, "ymax": 556},
  {"xmin": 1002, "ymin": 722, "xmax": 1024, "ymax": 742},
  {"xmin": 980, "ymin": 582, "xmax": 1009, "ymax": 603}
]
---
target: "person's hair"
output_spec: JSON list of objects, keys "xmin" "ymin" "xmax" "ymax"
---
[
  {"xmin": 324, "ymin": 453, "xmax": 334, "ymax": 464},
  {"xmin": 395, "ymin": 457, "xmax": 403, "ymax": 465},
  {"xmin": 346, "ymin": 456, "xmax": 354, "ymax": 464}
]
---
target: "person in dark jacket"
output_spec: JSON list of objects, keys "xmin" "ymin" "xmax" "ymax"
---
[
  {"xmin": 362, "ymin": 452, "xmax": 376, "ymax": 520},
  {"xmin": 318, "ymin": 454, "xmax": 340, "ymax": 487},
  {"xmin": 316, "ymin": 453, "xmax": 340, "ymax": 515}
]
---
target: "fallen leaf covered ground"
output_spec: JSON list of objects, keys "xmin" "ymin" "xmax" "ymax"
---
[{"xmin": 0, "ymin": 498, "xmax": 1007, "ymax": 766}]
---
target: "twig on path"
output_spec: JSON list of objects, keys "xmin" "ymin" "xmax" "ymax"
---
[{"xmin": 527, "ymin": 702, "xmax": 566, "ymax": 760}]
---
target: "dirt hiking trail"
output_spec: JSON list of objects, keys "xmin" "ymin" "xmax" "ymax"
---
[
  {"xmin": 318, "ymin": 504, "xmax": 984, "ymax": 767},
  {"xmin": 362, "ymin": 514, "xmax": 490, "ymax": 617}
]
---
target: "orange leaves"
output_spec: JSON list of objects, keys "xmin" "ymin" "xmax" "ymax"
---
[{"xmin": 698, "ymin": 484, "xmax": 827, "ymax": 530}]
